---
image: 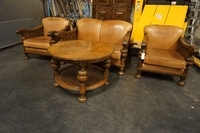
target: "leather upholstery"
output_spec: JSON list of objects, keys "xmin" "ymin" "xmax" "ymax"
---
[
  {"xmin": 135, "ymin": 25, "xmax": 197, "ymax": 86},
  {"xmin": 24, "ymin": 36, "xmax": 51, "ymax": 49},
  {"xmin": 16, "ymin": 17, "xmax": 70, "ymax": 59},
  {"xmin": 76, "ymin": 18, "xmax": 132, "ymax": 75},
  {"xmin": 145, "ymin": 25, "xmax": 184, "ymax": 51},
  {"xmin": 100, "ymin": 20, "xmax": 132, "ymax": 45},
  {"xmin": 43, "ymin": 17, "xmax": 70, "ymax": 36},
  {"xmin": 144, "ymin": 49, "xmax": 186, "ymax": 69},
  {"xmin": 77, "ymin": 18, "xmax": 102, "ymax": 42},
  {"xmin": 100, "ymin": 20, "xmax": 132, "ymax": 60}
]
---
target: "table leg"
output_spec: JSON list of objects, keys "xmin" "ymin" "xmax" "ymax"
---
[
  {"xmin": 77, "ymin": 63, "xmax": 88, "ymax": 102},
  {"xmin": 50, "ymin": 58, "xmax": 60, "ymax": 87},
  {"xmin": 103, "ymin": 58, "xmax": 111, "ymax": 85}
]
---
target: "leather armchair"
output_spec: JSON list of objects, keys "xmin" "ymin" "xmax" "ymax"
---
[
  {"xmin": 48, "ymin": 18, "xmax": 132, "ymax": 75},
  {"xmin": 16, "ymin": 17, "xmax": 70, "ymax": 59},
  {"xmin": 135, "ymin": 25, "xmax": 199, "ymax": 86}
]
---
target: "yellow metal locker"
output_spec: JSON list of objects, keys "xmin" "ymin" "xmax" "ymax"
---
[
  {"xmin": 151, "ymin": 5, "xmax": 170, "ymax": 25},
  {"xmin": 132, "ymin": 5, "xmax": 157, "ymax": 47},
  {"xmin": 165, "ymin": 5, "xmax": 188, "ymax": 28}
]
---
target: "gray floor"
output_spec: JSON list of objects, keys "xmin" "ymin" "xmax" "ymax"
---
[{"xmin": 0, "ymin": 44, "xmax": 200, "ymax": 133}]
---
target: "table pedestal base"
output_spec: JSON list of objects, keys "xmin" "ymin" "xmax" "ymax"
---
[{"xmin": 53, "ymin": 64, "xmax": 109, "ymax": 102}]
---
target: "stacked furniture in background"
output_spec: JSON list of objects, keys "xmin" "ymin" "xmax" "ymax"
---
[
  {"xmin": 184, "ymin": 0, "xmax": 200, "ymax": 45},
  {"xmin": 184, "ymin": 0, "xmax": 200, "ymax": 68},
  {"xmin": 92, "ymin": 0, "xmax": 132, "ymax": 22}
]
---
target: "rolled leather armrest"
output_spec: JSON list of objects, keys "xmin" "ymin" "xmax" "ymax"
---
[{"xmin": 16, "ymin": 25, "xmax": 43, "ymax": 40}]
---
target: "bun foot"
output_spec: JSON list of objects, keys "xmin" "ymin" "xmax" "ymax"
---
[
  {"xmin": 135, "ymin": 73, "xmax": 142, "ymax": 79},
  {"xmin": 105, "ymin": 81, "xmax": 109, "ymax": 85},
  {"xmin": 54, "ymin": 83, "xmax": 58, "ymax": 87},
  {"xmin": 118, "ymin": 71, "xmax": 124, "ymax": 75},
  {"xmin": 78, "ymin": 95, "xmax": 87, "ymax": 103},
  {"xmin": 25, "ymin": 56, "xmax": 30, "ymax": 60},
  {"xmin": 177, "ymin": 80, "xmax": 185, "ymax": 86}
]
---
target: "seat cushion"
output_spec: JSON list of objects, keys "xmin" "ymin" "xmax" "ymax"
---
[
  {"xmin": 144, "ymin": 49, "xmax": 186, "ymax": 69},
  {"xmin": 107, "ymin": 43, "xmax": 123, "ymax": 59},
  {"xmin": 24, "ymin": 36, "xmax": 51, "ymax": 49}
]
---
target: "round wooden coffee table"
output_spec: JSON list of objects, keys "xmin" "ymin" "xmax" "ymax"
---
[{"xmin": 48, "ymin": 40, "xmax": 113, "ymax": 102}]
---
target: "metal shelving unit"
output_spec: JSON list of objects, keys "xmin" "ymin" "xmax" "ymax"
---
[
  {"xmin": 184, "ymin": 0, "xmax": 200, "ymax": 45},
  {"xmin": 183, "ymin": 0, "xmax": 200, "ymax": 68}
]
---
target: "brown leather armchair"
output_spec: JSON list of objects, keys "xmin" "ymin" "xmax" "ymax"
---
[
  {"xmin": 16, "ymin": 17, "xmax": 70, "ymax": 59},
  {"xmin": 48, "ymin": 18, "xmax": 132, "ymax": 75},
  {"xmin": 135, "ymin": 25, "xmax": 199, "ymax": 86}
]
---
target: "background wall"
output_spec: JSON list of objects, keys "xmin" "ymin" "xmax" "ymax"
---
[{"xmin": 0, "ymin": 0, "xmax": 45, "ymax": 49}]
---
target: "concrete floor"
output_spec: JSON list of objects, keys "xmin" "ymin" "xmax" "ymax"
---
[{"xmin": 0, "ymin": 44, "xmax": 200, "ymax": 133}]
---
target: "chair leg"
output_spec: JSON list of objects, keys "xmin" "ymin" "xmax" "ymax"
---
[
  {"xmin": 135, "ymin": 60, "xmax": 142, "ymax": 79},
  {"xmin": 118, "ymin": 67, "xmax": 124, "ymax": 75},
  {"xmin": 24, "ymin": 53, "xmax": 30, "ymax": 60},
  {"xmin": 177, "ymin": 77, "xmax": 186, "ymax": 86},
  {"xmin": 178, "ymin": 68, "xmax": 189, "ymax": 86},
  {"xmin": 135, "ymin": 70, "xmax": 142, "ymax": 79},
  {"xmin": 118, "ymin": 48, "xmax": 128, "ymax": 75}
]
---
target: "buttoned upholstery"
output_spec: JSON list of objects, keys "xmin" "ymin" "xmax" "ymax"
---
[{"xmin": 135, "ymin": 25, "xmax": 198, "ymax": 86}]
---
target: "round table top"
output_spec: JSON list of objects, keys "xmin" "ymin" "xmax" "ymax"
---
[{"xmin": 48, "ymin": 40, "xmax": 113, "ymax": 62}]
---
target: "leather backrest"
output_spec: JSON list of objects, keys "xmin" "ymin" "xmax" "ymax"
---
[
  {"xmin": 144, "ymin": 25, "xmax": 184, "ymax": 51},
  {"xmin": 100, "ymin": 20, "xmax": 132, "ymax": 45},
  {"xmin": 76, "ymin": 18, "xmax": 102, "ymax": 42},
  {"xmin": 42, "ymin": 17, "xmax": 70, "ymax": 36}
]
